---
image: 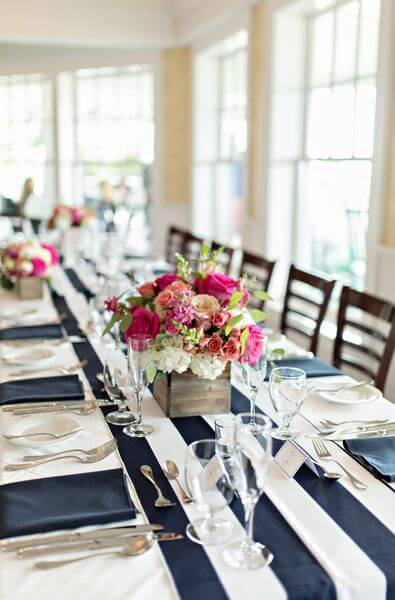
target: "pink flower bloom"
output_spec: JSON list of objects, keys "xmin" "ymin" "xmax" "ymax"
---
[
  {"xmin": 138, "ymin": 282, "xmax": 155, "ymax": 297},
  {"xmin": 242, "ymin": 325, "xmax": 266, "ymax": 365},
  {"xmin": 31, "ymin": 257, "xmax": 47, "ymax": 277},
  {"xmin": 155, "ymin": 273, "xmax": 180, "ymax": 291},
  {"xmin": 104, "ymin": 296, "xmax": 121, "ymax": 314},
  {"xmin": 240, "ymin": 288, "xmax": 250, "ymax": 306},
  {"xmin": 195, "ymin": 316, "xmax": 212, "ymax": 331},
  {"xmin": 40, "ymin": 242, "xmax": 59, "ymax": 265},
  {"xmin": 195, "ymin": 272, "xmax": 239, "ymax": 303},
  {"xmin": 212, "ymin": 311, "xmax": 231, "ymax": 328},
  {"xmin": 222, "ymin": 339, "xmax": 241, "ymax": 361},
  {"xmin": 169, "ymin": 280, "xmax": 192, "ymax": 296},
  {"xmin": 156, "ymin": 288, "xmax": 176, "ymax": 309},
  {"xmin": 125, "ymin": 307, "xmax": 160, "ymax": 340},
  {"xmin": 206, "ymin": 335, "xmax": 223, "ymax": 356}
]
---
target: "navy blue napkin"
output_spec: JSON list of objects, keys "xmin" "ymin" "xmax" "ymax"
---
[
  {"xmin": 344, "ymin": 437, "xmax": 395, "ymax": 482},
  {"xmin": 0, "ymin": 324, "xmax": 63, "ymax": 341},
  {"xmin": 266, "ymin": 357, "xmax": 341, "ymax": 380},
  {"xmin": 0, "ymin": 468, "xmax": 136, "ymax": 539},
  {"xmin": 0, "ymin": 374, "xmax": 84, "ymax": 405}
]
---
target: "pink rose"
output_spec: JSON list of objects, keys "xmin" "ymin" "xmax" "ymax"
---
[
  {"xmin": 212, "ymin": 311, "xmax": 230, "ymax": 328},
  {"xmin": 206, "ymin": 335, "xmax": 223, "ymax": 356},
  {"xmin": 138, "ymin": 282, "xmax": 155, "ymax": 297},
  {"xmin": 40, "ymin": 243, "xmax": 59, "ymax": 265},
  {"xmin": 195, "ymin": 272, "xmax": 238, "ymax": 303},
  {"xmin": 242, "ymin": 325, "xmax": 266, "ymax": 365},
  {"xmin": 156, "ymin": 288, "xmax": 176, "ymax": 309},
  {"xmin": 31, "ymin": 257, "xmax": 47, "ymax": 277},
  {"xmin": 104, "ymin": 296, "xmax": 121, "ymax": 314},
  {"xmin": 222, "ymin": 339, "xmax": 241, "ymax": 361},
  {"xmin": 125, "ymin": 307, "xmax": 160, "ymax": 340},
  {"xmin": 155, "ymin": 273, "xmax": 180, "ymax": 291}
]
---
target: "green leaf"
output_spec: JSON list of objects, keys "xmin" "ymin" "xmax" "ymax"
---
[
  {"xmin": 126, "ymin": 296, "xmax": 147, "ymax": 306},
  {"xmin": 119, "ymin": 312, "xmax": 132, "ymax": 333},
  {"xmin": 249, "ymin": 308, "xmax": 267, "ymax": 323},
  {"xmin": 201, "ymin": 244, "xmax": 210, "ymax": 257},
  {"xmin": 254, "ymin": 290, "xmax": 272, "ymax": 302},
  {"xmin": 227, "ymin": 290, "xmax": 244, "ymax": 310},
  {"xmin": 101, "ymin": 313, "xmax": 119, "ymax": 337},
  {"xmin": 240, "ymin": 327, "xmax": 249, "ymax": 354},
  {"xmin": 146, "ymin": 363, "xmax": 157, "ymax": 384},
  {"xmin": 225, "ymin": 313, "xmax": 244, "ymax": 336},
  {"xmin": 269, "ymin": 347, "xmax": 286, "ymax": 361}
]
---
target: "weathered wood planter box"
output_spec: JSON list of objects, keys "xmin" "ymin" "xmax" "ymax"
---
[
  {"xmin": 16, "ymin": 277, "xmax": 44, "ymax": 300},
  {"xmin": 153, "ymin": 364, "xmax": 231, "ymax": 418}
]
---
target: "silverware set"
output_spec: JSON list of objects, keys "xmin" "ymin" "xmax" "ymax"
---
[
  {"xmin": 316, "ymin": 418, "xmax": 395, "ymax": 440},
  {"xmin": 140, "ymin": 465, "xmax": 176, "ymax": 507},
  {"xmin": 312, "ymin": 439, "xmax": 367, "ymax": 490},
  {"xmin": 1, "ymin": 359, "xmax": 88, "ymax": 382}
]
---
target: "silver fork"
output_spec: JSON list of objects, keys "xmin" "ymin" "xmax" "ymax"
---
[
  {"xmin": 4, "ymin": 442, "xmax": 117, "ymax": 471},
  {"xmin": 4, "ymin": 359, "xmax": 88, "ymax": 380},
  {"xmin": 312, "ymin": 438, "xmax": 367, "ymax": 490},
  {"xmin": 312, "ymin": 379, "xmax": 373, "ymax": 394},
  {"xmin": 140, "ymin": 465, "xmax": 176, "ymax": 507},
  {"xmin": 21, "ymin": 440, "xmax": 116, "ymax": 461},
  {"xmin": 320, "ymin": 418, "xmax": 389, "ymax": 428},
  {"xmin": 4, "ymin": 427, "xmax": 83, "ymax": 441}
]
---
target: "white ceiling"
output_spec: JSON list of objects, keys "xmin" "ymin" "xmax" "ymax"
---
[{"xmin": 0, "ymin": 0, "xmax": 254, "ymax": 48}]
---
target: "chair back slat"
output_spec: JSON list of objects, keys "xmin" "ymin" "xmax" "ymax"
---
[
  {"xmin": 240, "ymin": 251, "xmax": 276, "ymax": 310},
  {"xmin": 211, "ymin": 242, "xmax": 235, "ymax": 275},
  {"xmin": 281, "ymin": 264, "xmax": 335, "ymax": 355},
  {"xmin": 182, "ymin": 232, "xmax": 205, "ymax": 264},
  {"xmin": 166, "ymin": 226, "xmax": 186, "ymax": 265},
  {"xmin": 333, "ymin": 286, "xmax": 395, "ymax": 393}
]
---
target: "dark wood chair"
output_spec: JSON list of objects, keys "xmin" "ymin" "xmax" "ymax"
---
[
  {"xmin": 333, "ymin": 286, "xmax": 395, "ymax": 393},
  {"xmin": 240, "ymin": 251, "xmax": 276, "ymax": 309},
  {"xmin": 182, "ymin": 231, "xmax": 205, "ymax": 264},
  {"xmin": 166, "ymin": 226, "xmax": 186, "ymax": 265},
  {"xmin": 281, "ymin": 264, "xmax": 336, "ymax": 355},
  {"xmin": 211, "ymin": 241, "xmax": 235, "ymax": 275}
]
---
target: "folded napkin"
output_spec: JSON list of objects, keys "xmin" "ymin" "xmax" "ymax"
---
[
  {"xmin": 0, "ymin": 324, "xmax": 63, "ymax": 341},
  {"xmin": 265, "ymin": 357, "xmax": 341, "ymax": 379},
  {"xmin": 0, "ymin": 468, "xmax": 136, "ymax": 539},
  {"xmin": 344, "ymin": 437, "xmax": 395, "ymax": 482},
  {"xmin": 0, "ymin": 374, "xmax": 84, "ymax": 405}
]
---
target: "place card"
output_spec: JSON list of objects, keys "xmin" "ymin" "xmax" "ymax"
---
[{"xmin": 274, "ymin": 441, "xmax": 321, "ymax": 479}]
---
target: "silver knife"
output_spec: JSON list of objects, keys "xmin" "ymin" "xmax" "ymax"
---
[
  {"xmin": 17, "ymin": 533, "xmax": 183, "ymax": 557},
  {"xmin": 318, "ymin": 422, "xmax": 395, "ymax": 436},
  {"xmin": 2, "ymin": 400, "xmax": 113, "ymax": 413},
  {"xmin": 1, "ymin": 525, "xmax": 164, "ymax": 552},
  {"xmin": 10, "ymin": 401, "xmax": 114, "ymax": 416},
  {"xmin": 316, "ymin": 426, "xmax": 395, "ymax": 441}
]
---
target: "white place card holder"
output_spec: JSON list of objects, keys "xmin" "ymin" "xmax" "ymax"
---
[
  {"xmin": 274, "ymin": 441, "xmax": 321, "ymax": 479},
  {"xmin": 197, "ymin": 455, "xmax": 224, "ymax": 493}
]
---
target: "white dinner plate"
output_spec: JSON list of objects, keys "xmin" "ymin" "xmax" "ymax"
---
[
  {"xmin": 1, "ymin": 345, "xmax": 58, "ymax": 368},
  {"xmin": 3, "ymin": 414, "xmax": 83, "ymax": 447},
  {"xmin": 316, "ymin": 383, "xmax": 382, "ymax": 405}
]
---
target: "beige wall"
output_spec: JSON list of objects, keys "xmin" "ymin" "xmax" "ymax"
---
[
  {"xmin": 159, "ymin": 47, "xmax": 191, "ymax": 206},
  {"xmin": 383, "ymin": 90, "xmax": 395, "ymax": 246}
]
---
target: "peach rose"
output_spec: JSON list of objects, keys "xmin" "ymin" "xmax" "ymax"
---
[
  {"xmin": 191, "ymin": 294, "xmax": 220, "ymax": 318},
  {"xmin": 206, "ymin": 335, "xmax": 223, "ymax": 356},
  {"xmin": 222, "ymin": 339, "xmax": 241, "ymax": 360},
  {"xmin": 156, "ymin": 288, "xmax": 176, "ymax": 309},
  {"xmin": 212, "ymin": 311, "xmax": 230, "ymax": 328},
  {"xmin": 169, "ymin": 280, "xmax": 192, "ymax": 296},
  {"xmin": 138, "ymin": 282, "xmax": 155, "ymax": 297}
]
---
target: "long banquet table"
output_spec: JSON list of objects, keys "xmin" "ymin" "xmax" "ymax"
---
[{"xmin": 0, "ymin": 263, "xmax": 394, "ymax": 600}]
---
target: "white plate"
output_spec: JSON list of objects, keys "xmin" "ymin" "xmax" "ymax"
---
[
  {"xmin": 2, "ymin": 346, "xmax": 57, "ymax": 367},
  {"xmin": 3, "ymin": 414, "xmax": 83, "ymax": 447},
  {"xmin": 317, "ymin": 383, "xmax": 382, "ymax": 405}
]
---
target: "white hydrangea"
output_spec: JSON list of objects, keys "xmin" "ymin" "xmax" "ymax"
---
[
  {"xmin": 155, "ymin": 347, "xmax": 191, "ymax": 374},
  {"xmin": 19, "ymin": 260, "xmax": 33, "ymax": 274},
  {"xmin": 190, "ymin": 354, "xmax": 225, "ymax": 380}
]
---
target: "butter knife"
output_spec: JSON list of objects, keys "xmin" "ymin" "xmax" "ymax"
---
[
  {"xmin": 0, "ymin": 525, "xmax": 163, "ymax": 552},
  {"xmin": 17, "ymin": 533, "xmax": 183, "ymax": 557},
  {"xmin": 2, "ymin": 399, "xmax": 113, "ymax": 413}
]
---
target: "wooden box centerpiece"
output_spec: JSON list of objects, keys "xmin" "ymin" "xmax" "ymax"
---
[
  {"xmin": 153, "ymin": 364, "xmax": 231, "ymax": 418},
  {"xmin": 16, "ymin": 277, "xmax": 44, "ymax": 300}
]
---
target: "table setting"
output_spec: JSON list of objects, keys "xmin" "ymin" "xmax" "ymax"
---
[{"xmin": 0, "ymin": 241, "xmax": 394, "ymax": 600}]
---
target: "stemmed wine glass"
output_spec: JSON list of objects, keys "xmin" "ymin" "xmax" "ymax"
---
[
  {"xmin": 103, "ymin": 345, "xmax": 136, "ymax": 426},
  {"xmin": 269, "ymin": 367, "xmax": 307, "ymax": 440},
  {"xmin": 124, "ymin": 335, "xmax": 154, "ymax": 438},
  {"xmin": 184, "ymin": 439, "xmax": 235, "ymax": 545},
  {"xmin": 218, "ymin": 412, "xmax": 273, "ymax": 570},
  {"xmin": 241, "ymin": 343, "xmax": 267, "ymax": 423}
]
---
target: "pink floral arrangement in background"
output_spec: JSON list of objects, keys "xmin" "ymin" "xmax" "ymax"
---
[
  {"xmin": 0, "ymin": 240, "xmax": 59, "ymax": 289},
  {"xmin": 103, "ymin": 248, "xmax": 270, "ymax": 381},
  {"xmin": 47, "ymin": 204, "xmax": 95, "ymax": 230}
]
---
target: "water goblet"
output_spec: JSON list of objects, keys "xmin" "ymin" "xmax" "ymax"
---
[
  {"xmin": 220, "ymin": 413, "xmax": 273, "ymax": 570},
  {"xmin": 123, "ymin": 335, "xmax": 154, "ymax": 438},
  {"xmin": 269, "ymin": 367, "xmax": 307, "ymax": 440},
  {"xmin": 184, "ymin": 439, "xmax": 235, "ymax": 545}
]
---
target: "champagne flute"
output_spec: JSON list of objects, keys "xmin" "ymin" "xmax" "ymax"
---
[
  {"xmin": 103, "ymin": 345, "xmax": 136, "ymax": 426},
  {"xmin": 241, "ymin": 344, "xmax": 267, "ymax": 423},
  {"xmin": 124, "ymin": 335, "xmax": 154, "ymax": 438},
  {"xmin": 219, "ymin": 413, "xmax": 273, "ymax": 570},
  {"xmin": 269, "ymin": 367, "xmax": 307, "ymax": 440}
]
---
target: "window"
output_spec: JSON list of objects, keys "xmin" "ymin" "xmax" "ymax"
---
[
  {"xmin": 193, "ymin": 31, "xmax": 248, "ymax": 245},
  {"xmin": 0, "ymin": 74, "xmax": 54, "ymax": 207},
  {"xmin": 268, "ymin": 0, "xmax": 381, "ymax": 290}
]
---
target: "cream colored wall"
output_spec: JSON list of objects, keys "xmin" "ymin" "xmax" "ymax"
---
[{"xmin": 383, "ymin": 101, "xmax": 395, "ymax": 247}]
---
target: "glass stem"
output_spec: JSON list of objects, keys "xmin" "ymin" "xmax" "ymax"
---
[
  {"xmin": 250, "ymin": 389, "xmax": 258, "ymax": 421},
  {"xmin": 244, "ymin": 500, "xmax": 256, "ymax": 548},
  {"xmin": 136, "ymin": 390, "xmax": 143, "ymax": 425},
  {"xmin": 282, "ymin": 414, "xmax": 292, "ymax": 431}
]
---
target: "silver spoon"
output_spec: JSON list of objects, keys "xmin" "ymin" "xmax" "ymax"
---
[
  {"xmin": 163, "ymin": 460, "xmax": 193, "ymax": 503},
  {"xmin": 34, "ymin": 536, "xmax": 153, "ymax": 570}
]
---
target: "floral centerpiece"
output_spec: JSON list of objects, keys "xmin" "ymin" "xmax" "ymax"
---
[
  {"xmin": 0, "ymin": 240, "xmax": 59, "ymax": 297},
  {"xmin": 47, "ymin": 204, "xmax": 94, "ymax": 230},
  {"xmin": 103, "ymin": 248, "xmax": 270, "ymax": 415}
]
